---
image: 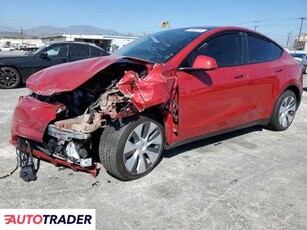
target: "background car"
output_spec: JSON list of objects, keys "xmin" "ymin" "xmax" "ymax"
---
[
  {"xmin": 0, "ymin": 46, "xmax": 15, "ymax": 51},
  {"xmin": 11, "ymin": 27, "xmax": 303, "ymax": 181},
  {"xmin": 289, "ymin": 52, "xmax": 307, "ymax": 73},
  {"xmin": 0, "ymin": 42, "xmax": 109, "ymax": 89}
]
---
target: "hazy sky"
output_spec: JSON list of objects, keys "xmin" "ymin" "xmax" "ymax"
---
[{"xmin": 0, "ymin": 0, "xmax": 306, "ymax": 46}]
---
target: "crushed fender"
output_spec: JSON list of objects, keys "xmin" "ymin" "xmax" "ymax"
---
[{"xmin": 117, "ymin": 63, "xmax": 176, "ymax": 112}]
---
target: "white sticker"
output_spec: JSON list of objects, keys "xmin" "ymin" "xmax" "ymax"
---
[{"xmin": 185, "ymin": 28, "xmax": 208, "ymax": 33}]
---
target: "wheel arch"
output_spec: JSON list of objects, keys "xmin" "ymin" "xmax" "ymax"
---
[
  {"xmin": 268, "ymin": 83, "xmax": 301, "ymax": 123},
  {"xmin": 0, "ymin": 65, "xmax": 22, "ymax": 76},
  {"xmin": 141, "ymin": 106, "xmax": 165, "ymax": 126},
  {"xmin": 282, "ymin": 84, "xmax": 302, "ymax": 107}
]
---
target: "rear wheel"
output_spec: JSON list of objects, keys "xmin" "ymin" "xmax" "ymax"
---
[
  {"xmin": 267, "ymin": 90, "xmax": 297, "ymax": 131},
  {"xmin": 0, "ymin": 67, "xmax": 21, "ymax": 89},
  {"xmin": 99, "ymin": 115, "xmax": 165, "ymax": 181}
]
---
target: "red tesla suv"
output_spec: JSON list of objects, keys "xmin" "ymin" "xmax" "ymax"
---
[{"xmin": 11, "ymin": 26, "xmax": 303, "ymax": 180}]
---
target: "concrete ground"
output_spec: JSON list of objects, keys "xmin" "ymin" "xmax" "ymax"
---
[{"xmin": 0, "ymin": 72, "xmax": 306, "ymax": 229}]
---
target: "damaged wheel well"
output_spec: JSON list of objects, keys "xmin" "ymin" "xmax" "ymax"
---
[{"xmin": 142, "ymin": 106, "xmax": 165, "ymax": 126}]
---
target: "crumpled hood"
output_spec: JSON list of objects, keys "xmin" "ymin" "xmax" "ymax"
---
[{"xmin": 26, "ymin": 55, "xmax": 150, "ymax": 96}]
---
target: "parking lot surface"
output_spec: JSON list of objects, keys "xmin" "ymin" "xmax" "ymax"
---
[{"xmin": 0, "ymin": 75, "xmax": 306, "ymax": 229}]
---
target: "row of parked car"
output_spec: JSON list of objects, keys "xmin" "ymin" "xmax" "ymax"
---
[
  {"xmin": 289, "ymin": 51, "xmax": 307, "ymax": 74},
  {"xmin": 0, "ymin": 46, "xmax": 15, "ymax": 51},
  {"xmin": 3, "ymin": 27, "xmax": 304, "ymax": 181}
]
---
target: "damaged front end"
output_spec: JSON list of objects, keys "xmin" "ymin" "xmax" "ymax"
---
[{"xmin": 11, "ymin": 56, "xmax": 178, "ymax": 177}]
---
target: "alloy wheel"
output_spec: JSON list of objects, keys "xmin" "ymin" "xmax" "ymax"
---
[
  {"xmin": 123, "ymin": 121, "xmax": 163, "ymax": 175},
  {"xmin": 278, "ymin": 95, "xmax": 296, "ymax": 128},
  {"xmin": 0, "ymin": 67, "xmax": 20, "ymax": 88}
]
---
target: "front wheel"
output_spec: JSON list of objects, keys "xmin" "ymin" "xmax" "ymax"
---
[
  {"xmin": 267, "ymin": 90, "xmax": 297, "ymax": 131},
  {"xmin": 99, "ymin": 115, "xmax": 165, "ymax": 181}
]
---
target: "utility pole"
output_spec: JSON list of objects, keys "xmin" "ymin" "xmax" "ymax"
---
[
  {"xmin": 286, "ymin": 32, "xmax": 291, "ymax": 48},
  {"xmin": 296, "ymin": 17, "xmax": 306, "ymax": 50},
  {"xmin": 253, "ymin": 21, "xmax": 259, "ymax": 31},
  {"xmin": 20, "ymin": 29, "xmax": 24, "ymax": 45}
]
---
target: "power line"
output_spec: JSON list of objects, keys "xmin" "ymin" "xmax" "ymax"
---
[{"xmin": 235, "ymin": 17, "xmax": 298, "ymax": 26}]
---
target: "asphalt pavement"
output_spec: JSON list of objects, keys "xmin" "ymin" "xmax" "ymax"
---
[{"xmin": 0, "ymin": 72, "xmax": 306, "ymax": 229}]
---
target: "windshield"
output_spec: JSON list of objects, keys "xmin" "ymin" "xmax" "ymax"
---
[
  {"xmin": 30, "ymin": 46, "xmax": 49, "ymax": 56},
  {"xmin": 114, "ymin": 28, "xmax": 208, "ymax": 63}
]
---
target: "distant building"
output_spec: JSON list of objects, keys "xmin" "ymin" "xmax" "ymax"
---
[
  {"xmin": 41, "ymin": 34, "xmax": 139, "ymax": 52},
  {"xmin": 0, "ymin": 34, "xmax": 139, "ymax": 52},
  {"xmin": 0, "ymin": 37, "xmax": 43, "ymax": 48},
  {"xmin": 294, "ymin": 33, "xmax": 307, "ymax": 52}
]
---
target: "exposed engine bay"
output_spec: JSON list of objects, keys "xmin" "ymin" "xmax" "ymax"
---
[{"xmin": 22, "ymin": 58, "xmax": 178, "ymax": 173}]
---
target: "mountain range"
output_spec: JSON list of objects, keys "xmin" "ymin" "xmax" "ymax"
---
[{"xmin": 0, "ymin": 25, "xmax": 121, "ymax": 38}]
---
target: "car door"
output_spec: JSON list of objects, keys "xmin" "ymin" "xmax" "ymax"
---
[
  {"xmin": 25, "ymin": 43, "xmax": 70, "ymax": 76},
  {"xmin": 69, "ymin": 43, "xmax": 90, "ymax": 62},
  {"xmin": 176, "ymin": 32, "xmax": 249, "ymax": 141},
  {"xmin": 240, "ymin": 34, "xmax": 285, "ymax": 124}
]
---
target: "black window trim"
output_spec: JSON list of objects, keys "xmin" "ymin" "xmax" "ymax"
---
[
  {"xmin": 41, "ymin": 43, "xmax": 70, "ymax": 59},
  {"xmin": 178, "ymin": 30, "xmax": 247, "ymax": 69},
  {"xmin": 245, "ymin": 32, "xmax": 284, "ymax": 65},
  {"xmin": 70, "ymin": 43, "xmax": 90, "ymax": 58}
]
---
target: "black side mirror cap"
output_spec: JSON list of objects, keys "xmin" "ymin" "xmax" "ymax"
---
[{"xmin": 39, "ymin": 52, "xmax": 48, "ymax": 59}]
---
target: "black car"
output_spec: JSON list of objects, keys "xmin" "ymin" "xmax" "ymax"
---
[{"xmin": 0, "ymin": 42, "xmax": 109, "ymax": 89}]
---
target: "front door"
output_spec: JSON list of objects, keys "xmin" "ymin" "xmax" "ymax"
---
[{"xmin": 176, "ymin": 32, "xmax": 249, "ymax": 141}]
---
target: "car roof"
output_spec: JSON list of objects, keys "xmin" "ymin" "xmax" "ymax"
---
[{"xmin": 48, "ymin": 41, "xmax": 104, "ymax": 50}]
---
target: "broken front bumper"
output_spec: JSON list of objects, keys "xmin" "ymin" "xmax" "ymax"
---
[
  {"xmin": 10, "ymin": 96, "xmax": 98, "ymax": 177},
  {"xmin": 11, "ymin": 96, "xmax": 63, "ymax": 144}
]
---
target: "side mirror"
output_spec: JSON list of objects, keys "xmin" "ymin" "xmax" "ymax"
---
[
  {"xmin": 179, "ymin": 55, "xmax": 218, "ymax": 72},
  {"xmin": 39, "ymin": 52, "xmax": 48, "ymax": 59},
  {"xmin": 192, "ymin": 55, "xmax": 218, "ymax": 70}
]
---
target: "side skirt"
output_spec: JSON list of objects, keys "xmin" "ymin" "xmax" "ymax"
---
[{"xmin": 165, "ymin": 119, "xmax": 270, "ymax": 150}]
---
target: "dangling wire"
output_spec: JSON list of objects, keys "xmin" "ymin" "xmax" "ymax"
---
[{"xmin": 0, "ymin": 146, "xmax": 20, "ymax": 179}]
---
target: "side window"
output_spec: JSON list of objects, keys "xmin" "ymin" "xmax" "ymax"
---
[
  {"xmin": 45, "ymin": 44, "xmax": 69, "ymax": 58},
  {"xmin": 70, "ymin": 44, "xmax": 89, "ymax": 58},
  {"xmin": 89, "ymin": 46, "xmax": 101, "ymax": 57},
  {"xmin": 247, "ymin": 35, "xmax": 282, "ymax": 63},
  {"xmin": 181, "ymin": 33, "xmax": 243, "ymax": 68}
]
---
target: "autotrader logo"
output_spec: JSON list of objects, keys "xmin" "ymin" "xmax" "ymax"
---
[{"xmin": 0, "ymin": 209, "xmax": 95, "ymax": 230}]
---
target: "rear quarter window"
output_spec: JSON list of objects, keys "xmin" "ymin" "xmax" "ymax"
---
[{"xmin": 247, "ymin": 35, "xmax": 283, "ymax": 64}]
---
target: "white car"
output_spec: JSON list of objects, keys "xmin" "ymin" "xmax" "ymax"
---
[
  {"xmin": 0, "ymin": 46, "xmax": 15, "ymax": 51},
  {"xmin": 289, "ymin": 52, "xmax": 307, "ymax": 74}
]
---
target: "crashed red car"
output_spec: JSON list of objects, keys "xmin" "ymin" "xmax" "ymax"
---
[{"xmin": 11, "ymin": 27, "xmax": 303, "ymax": 180}]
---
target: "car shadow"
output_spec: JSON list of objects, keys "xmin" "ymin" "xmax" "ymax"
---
[
  {"xmin": 163, "ymin": 125, "xmax": 264, "ymax": 158},
  {"xmin": 303, "ymin": 87, "xmax": 307, "ymax": 92}
]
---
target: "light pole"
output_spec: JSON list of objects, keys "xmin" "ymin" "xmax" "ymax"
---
[
  {"xmin": 20, "ymin": 29, "xmax": 23, "ymax": 45},
  {"xmin": 296, "ymin": 17, "xmax": 306, "ymax": 50}
]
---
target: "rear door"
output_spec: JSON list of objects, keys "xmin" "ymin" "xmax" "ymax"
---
[
  {"xmin": 176, "ymin": 32, "xmax": 249, "ymax": 141},
  {"xmin": 240, "ymin": 33, "xmax": 284, "ymax": 124}
]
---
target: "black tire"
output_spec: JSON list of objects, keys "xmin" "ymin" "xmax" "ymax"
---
[
  {"xmin": 99, "ymin": 115, "xmax": 165, "ymax": 181},
  {"xmin": 267, "ymin": 90, "xmax": 297, "ymax": 131},
  {"xmin": 0, "ymin": 67, "xmax": 21, "ymax": 89}
]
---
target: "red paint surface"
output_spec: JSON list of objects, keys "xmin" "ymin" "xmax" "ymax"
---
[
  {"xmin": 117, "ymin": 63, "xmax": 176, "ymax": 112},
  {"xmin": 26, "ymin": 56, "xmax": 150, "ymax": 96},
  {"xmin": 11, "ymin": 26, "xmax": 303, "ymax": 175},
  {"xmin": 11, "ymin": 96, "xmax": 64, "ymax": 143}
]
